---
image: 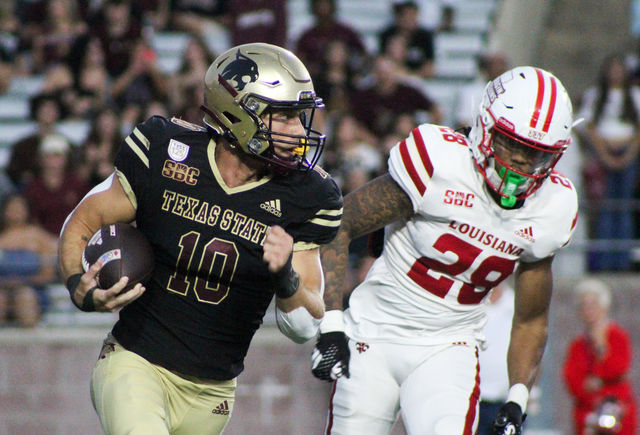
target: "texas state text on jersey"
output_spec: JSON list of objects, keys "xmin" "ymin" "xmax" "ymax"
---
[
  {"xmin": 345, "ymin": 124, "xmax": 578, "ymax": 344},
  {"xmin": 110, "ymin": 116, "xmax": 343, "ymax": 379}
]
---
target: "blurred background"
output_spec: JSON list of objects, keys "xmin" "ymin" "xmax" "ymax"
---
[{"xmin": 0, "ymin": 0, "xmax": 639, "ymax": 433}]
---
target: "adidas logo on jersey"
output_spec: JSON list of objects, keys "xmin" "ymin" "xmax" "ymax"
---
[
  {"xmin": 212, "ymin": 400, "xmax": 230, "ymax": 415},
  {"xmin": 260, "ymin": 199, "xmax": 282, "ymax": 217},
  {"xmin": 515, "ymin": 226, "xmax": 535, "ymax": 242}
]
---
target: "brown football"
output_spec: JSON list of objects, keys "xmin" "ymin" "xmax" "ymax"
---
[{"xmin": 82, "ymin": 223, "xmax": 154, "ymax": 291}]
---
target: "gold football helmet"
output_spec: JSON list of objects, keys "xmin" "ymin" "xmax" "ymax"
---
[{"xmin": 202, "ymin": 43, "xmax": 325, "ymax": 173}]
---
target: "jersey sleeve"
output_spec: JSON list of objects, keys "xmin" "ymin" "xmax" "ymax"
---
[
  {"xmin": 289, "ymin": 167, "xmax": 343, "ymax": 251},
  {"xmin": 388, "ymin": 125, "xmax": 436, "ymax": 212},
  {"xmin": 520, "ymin": 172, "xmax": 580, "ymax": 262},
  {"xmin": 114, "ymin": 116, "xmax": 167, "ymax": 209}
]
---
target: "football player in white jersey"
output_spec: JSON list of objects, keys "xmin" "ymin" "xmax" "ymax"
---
[{"xmin": 311, "ymin": 66, "xmax": 579, "ymax": 435}]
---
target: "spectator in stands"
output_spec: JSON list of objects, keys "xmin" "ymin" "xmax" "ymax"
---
[
  {"xmin": 0, "ymin": 60, "xmax": 13, "ymax": 95},
  {"xmin": 141, "ymin": 99, "xmax": 169, "ymax": 121},
  {"xmin": 89, "ymin": 0, "xmax": 143, "ymax": 79},
  {"xmin": 312, "ymin": 40, "xmax": 364, "ymax": 116},
  {"xmin": 294, "ymin": 0, "xmax": 367, "ymax": 80},
  {"xmin": 0, "ymin": 3, "xmax": 19, "ymax": 82},
  {"xmin": 349, "ymin": 55, "xmax": 442, "ymax": 138},
  {"xmin": 109, "ymin": 40, "xmax": 168, "ymax": 121},
  {"xmin": 437, "ymin": 4, "xmax": 456, "ymax": 33},
  {"xmin": 173, "ymin": 84, "xmax": 203, "ymax": 126},
  {"xmin": 563, "ymin": 278, "xmax": 637, "ymax": 435},
  {"xmin": 79, "ymin": 107, "xmax": 122, "ymax": 187},
  {"xmin": 454, "ymin": 51, "xmax": 510, "ymax": 129},
  {"xmin": 24, "ymin": 133, "xmax": 89, "ymax": 236},
  {"xmin": 169, "ymin": 0, "xmax": 227, "ymax": 39},
  {"xmin": 137, "ymin": 0, "xmax": 171, "ymax": 32},
  {"xmin": 6, "ymin": 94, "xmax": 64, "ymax": 188},
  {"xmin": 224, "ymin": 0, "xmax": 288, "ymax": 48},
  {"xmin": 0, "ymin": 193, "xmax": 58, "ymax": 327},
  {"xmin": 0, "ymin": 2, "xmax": 20, "ymax": 65},
  {"xmin": 325, "ymin": 113, "xmax": 382, "ymax": 195},
  {"xmin": 575, "ymin": 53, "xmax": 640, "ymax": 271},
  {"xmin": 378, "ymin": 1, "xmax": 435, "ymax": 79},
  {"xmin": 37, "ymin": 63, "xmax": 81, "ymax": 121},
  {"xmin": 67, "ymin": 36, "xmax": 111, "ymax": 116},
  {"xmin": 14, "ymin": 0, "xmax": 47, "ymax": 73},
  {"xmin": 31, "ymin": 0, "xmax": 87, "ymax": 72},
  {"xmin": 168, "ymin": 34, "xmax": 215, "ymax": 117}
]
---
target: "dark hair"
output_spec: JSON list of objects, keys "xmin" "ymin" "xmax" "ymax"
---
[
  {"xmin": 29, "ymin": 94, "xmax": 63, "ymax": 121},
  {"xmin": 310, "ymin": 0, "xmax": 336, "ymax": 14},
  {"xmin": 393, "ymin": 1, "xmax": 418, "ymax": 14},
  {"xmin": 0, "ymin": 193, "xmax": 31, "ymax": 231},
  {"xmin": 593, "ymin": 53, "xmax": 638, "ymax": 124}
]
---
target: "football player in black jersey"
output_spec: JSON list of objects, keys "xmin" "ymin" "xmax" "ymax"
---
[{"xmin": 58, "ymin": 43, "xmax": 343, "ymax": 434}]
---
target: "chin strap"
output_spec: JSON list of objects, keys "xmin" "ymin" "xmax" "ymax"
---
[{"xmin": 499, "ymin": 167, "xmax": 527, "ymax": 208}]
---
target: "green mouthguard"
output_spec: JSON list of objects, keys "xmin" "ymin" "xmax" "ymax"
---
[{"xmin": 498, "ymin": 167, "xmax": 526, "ymax": 208}]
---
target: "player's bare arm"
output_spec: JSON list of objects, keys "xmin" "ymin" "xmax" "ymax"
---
[
  {"xmin": 321, "ymin": 173, "xmax": 413, "ymax": 310},
  {"xmin": 264, "ymin": 225, "xmax": 324, "ymax": 318},
  {"xmin": 58, "ymin": 173, "xmax": 145, "ymax": 312},
  {"xmin": 277, "ymin": 247, "xmax": 324, "ymax": 319},
  {"xmin": 508, "ymin": 256, "xmax": 554, "ymax": 389}
]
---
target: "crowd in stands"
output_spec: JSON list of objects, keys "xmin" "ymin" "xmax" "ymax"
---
[
  {"xmin": 0, "ymin": 0, "xmax": 454, "ymax": 326},
  {"xmin": 0, "ymin": 0, "xmax": 638, "ymax": 328}
]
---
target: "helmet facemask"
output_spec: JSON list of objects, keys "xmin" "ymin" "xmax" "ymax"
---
[
  {"xmin": 484, "ymin": 125, "xmax": 565, "ymax": 207},
  {"xmin": 241, "ymin": 96, "xmax": 325, "ymax": 174},
  {"xmin": 201, "ymin": 43, "xmax": 326, "ymax": 175}
]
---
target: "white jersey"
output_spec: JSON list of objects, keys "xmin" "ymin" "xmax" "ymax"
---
[{"xmin": 345, "ymin": 124, "xmax": 578, "ymax": 345}]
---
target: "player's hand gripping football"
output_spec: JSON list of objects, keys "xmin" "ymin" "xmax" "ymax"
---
[
  {"xmin": 311, "ymin": 311, "xmax": 350, "ymax": 381},
  {"xmin": 74, "ymin": 262, "xmax": 146, "ymax": 312},
  {"xmin": 492, "ymin": 402, "xmax": 526, "ymax": 435}
]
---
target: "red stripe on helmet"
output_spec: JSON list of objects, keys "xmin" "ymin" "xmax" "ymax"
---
[
  {"xmin": 411, "ymin": 128, "xmax": 434, "ymax": 178},
  {"xmin": 399, "ymin": 139, "xmax": 426, "ymax": 195},
  {"xmin": 530, "ymin": 68, "xmax": 545, "ymax": 129},
  {"xmin": 218, "ymin": 74, "xmax": 238, "ymax": 97},
  {"xmin": 542, "ymin": 76, "xmax": 558, "ymax": 133}
]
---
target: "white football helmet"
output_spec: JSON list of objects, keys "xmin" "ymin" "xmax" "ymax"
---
[
  {"xmin": 468, "ymin": 66, "xmax": 573, "ymax": 207},
  {"xmin": 201, "ymin": 43, "xmax": 325, "ymax": 173}
]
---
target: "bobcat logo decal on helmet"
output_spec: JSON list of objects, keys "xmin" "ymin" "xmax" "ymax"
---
[{"xmin": 221, "ymin": 50, "xmax": 259, "ymax": 91}]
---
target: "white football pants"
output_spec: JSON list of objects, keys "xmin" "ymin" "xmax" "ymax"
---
[{"xmin": 325, "ymin": 339, "xmax": 480, "ymax": 435}]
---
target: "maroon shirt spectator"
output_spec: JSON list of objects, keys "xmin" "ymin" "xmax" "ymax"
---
[
  {"xmin": 350, "ymin": 56, "xmax": 441, "ymax": 137},
  {"xmin": 89, "ymin": 0, "xmax": 142, "ymax": 78},
  {"xmin": 6, "ymin": 95, "xmax": 64, "ymax": 188},
  {"xmin": 24, "ymin": 134, "xmax": 90, "ymax": 236},
  {"xmin": 295, "ymin": 0, "xmax": 366, "ymax": 78},
  {"xmin": 225, "ymin": 0, "xmax": 287, "ymax": 47}
]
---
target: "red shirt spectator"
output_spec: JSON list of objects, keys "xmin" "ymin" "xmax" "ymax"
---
[{"xmin": 563, "ymin": 278, "xmax": 637, "ymax": 435}]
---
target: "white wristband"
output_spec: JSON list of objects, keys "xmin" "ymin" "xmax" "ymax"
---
[
  {"xmin": 319, "ymin": 310, "xmax": 344, "ymax": 333},
  {"xmin": 507, "ymin": 383, "xmax": 529, "ymax": 414}
]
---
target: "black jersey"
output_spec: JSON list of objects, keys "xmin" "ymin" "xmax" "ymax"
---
[{"xmin": 111, "ymin": 116, "xmax": 343, "ymax": 380}]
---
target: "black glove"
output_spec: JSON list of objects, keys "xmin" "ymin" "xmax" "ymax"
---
[
  {"xmin": 311, "ymin": 331, "xmax": 350, "ymax": 381},
  {"xmin": 492, "ymin": 402, "xmax": 526, "ymax": 435}
]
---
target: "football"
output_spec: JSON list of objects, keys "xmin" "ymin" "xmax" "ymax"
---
[{"xmin": 82, "ymin": 223, "xmax": 154, "ymax": 292}]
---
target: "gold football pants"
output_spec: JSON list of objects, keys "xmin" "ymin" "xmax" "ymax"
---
[{"xmin": 90, "ymin": 334, "xmax": 236, "ymax": 435}]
